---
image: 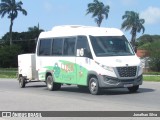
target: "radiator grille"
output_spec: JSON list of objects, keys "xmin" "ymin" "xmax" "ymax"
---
[{"xmin": 117, "ymin": 66, "xmax": 137, "ymax": 77}]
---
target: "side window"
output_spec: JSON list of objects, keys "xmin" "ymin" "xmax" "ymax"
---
[
  {"xmin": 52, "ymin": 38, "xmax": 63, "ymax": 56},
  {"xmin": 63, "ymin": 37, "xmax": 76, "ymax": 56},
  {"xmin": 38, "ymin": 39, "xmax": 52, "ymax": 56},
  {"xmin": 76, "ymin": 36, "xmax": 92, "ymax": 59}
]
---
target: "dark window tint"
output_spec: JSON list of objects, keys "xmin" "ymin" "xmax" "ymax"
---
[
  {"xmin": 52, "ymin": 38, "xmax": 63, "ymax": 56},
  {"xmin": 90, "ymin": 36, "xmax": 134, "ymax": 57},
  {"xmin": 77, "ymin": 36, "xmax": 92, "ymax": 58},
  {"xmin": 39, "ymin": 39, "xmax": 52, "ymax": 56},
  {"xmin": 63, "ymin": 37, "xmax": 76, "ymax": 56}
]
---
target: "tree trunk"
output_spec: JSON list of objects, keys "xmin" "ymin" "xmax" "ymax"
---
[
  {"xmin": 9, "ymin": 18, "xmax": 13, "ymax": 45},
  {"xmin": 97, "ymin": 22, "xmax": 101, "ymax": 27},
  {"xmin": 97, "ymin": 15, "xmax": 103, "ymax": 27},
  {"xmin": 131, "ymin": 28, "xmax": 137, "ymax": 49},
  {"xmin": 97, "ymin": 19, "xmax": 101, "ymax": 27}
]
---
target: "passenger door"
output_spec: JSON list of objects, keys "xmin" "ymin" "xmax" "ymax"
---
[
  {"xmin": 36, "ymin": 38, "xmax": 53, "ymax": 81},
  {"xmin": 76, "ymin": 36, "xmax": 93, "ymax": 86}
]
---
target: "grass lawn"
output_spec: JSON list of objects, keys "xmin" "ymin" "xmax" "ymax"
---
[
  {"xmin": 0, "ymin": 71, "xmax": 17, "ymax": 78},
  {"xmin": 0, "ymin": 68, "xmax": 17, "ymax": 78},
  {"xmin": 143, "ymin": 71, "xmax": 160, "ymax": 82},
  {"xmin": 143, "ymin": 76, "xmax": 160, "ymax": 82}
]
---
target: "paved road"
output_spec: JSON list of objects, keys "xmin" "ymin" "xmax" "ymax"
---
[{"xmin": 0, "ymin": 79, "xmax": 160, "ymax": 120}]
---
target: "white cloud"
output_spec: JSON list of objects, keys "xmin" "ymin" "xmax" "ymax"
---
[{"xmin": 140, "ymin": 6, "xmax": 160, "ymax": 24}]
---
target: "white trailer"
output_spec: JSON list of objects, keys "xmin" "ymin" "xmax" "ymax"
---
[{"xmin": 18, "ymin": 54, "xmax": 38, "ymax": 87}]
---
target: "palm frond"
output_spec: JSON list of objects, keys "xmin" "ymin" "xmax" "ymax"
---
[
  {"xmin": 86, "ymin": 0, "xmax": 110, "ymax": 26},
  {"xmin": 1, "ymin": 10, "xmax": 8, "ymax": 18},
  {"xmin": 0, "ymin": 0, "xmax": 27, "ymax": 18},
  {"xmin": 121, "ymin": 11, "xmax": 145, "ymax": 47}
]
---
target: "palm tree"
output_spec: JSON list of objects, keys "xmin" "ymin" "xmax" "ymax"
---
[
  {"xmin": 28, "ymin": 24, "xmax": 44, "ymax": 40},
  {"xmin": 86, "ymin": 0, "xmax": 110, "ymax": 27},
  {"xmin": 121, "ymin": 11, "xmax": 145, "ymax": 48},
  {"xmin": 0, "ymin": 0, "xmax": 27, "ymax": 45},
  {"xmin": 28, "ymin": 24, "xmax": 40, "ymax": 32}
]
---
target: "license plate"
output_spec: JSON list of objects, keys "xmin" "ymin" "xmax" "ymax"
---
[{"xmin": 124, "ymin": 84, "xmax": 133, "ymax": 87}]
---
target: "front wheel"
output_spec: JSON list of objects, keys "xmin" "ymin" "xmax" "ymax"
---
[
  {"xmin": 89, "ymin": 77, "xmax": 100, "ymax": 95},
  {"xmin": 46, "ymin": 75, "xmax": 61, "ymax": 91},
  {"xmin": 128, "ymin": 85, "xmax": 139, "ymax": 93}
]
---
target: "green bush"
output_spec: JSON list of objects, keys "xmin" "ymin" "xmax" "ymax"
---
[
  {"xmin": 137, "ymin": 42, "xmax": 151, "ymax": 50},
  {"xmin": 0, "ymin": 45, "xmax": 23, "ymax": 68},
  {"xmin": 147, "ymin": 41, "xmax": 160, "ymax": 72}
]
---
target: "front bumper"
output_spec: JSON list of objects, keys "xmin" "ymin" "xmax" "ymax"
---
[{"xmin": 98, "ymin": 75, "xmax": 143, "ymax": 88}]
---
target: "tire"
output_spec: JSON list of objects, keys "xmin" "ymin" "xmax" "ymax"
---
[
  {"xmin": 46, "ymin": 75, "xmax": 61, "ymax": 91},
  {"xmin": 89, "ymin": 77, "xmax": 100, "ymax": 95},
  {"xmin": 54, "ymin": 83, "xmax": 61, "ymax": 90},
  {"xmin": 19, "ymin": 76, "xmax": 26, "ymax": 88},
  {"xmin": 128, "ymin": 85, "xmax": 139, "ymax": 93}
]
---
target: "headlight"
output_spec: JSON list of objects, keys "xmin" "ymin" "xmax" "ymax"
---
[
  {"xmin": 95, "ymin": 61, "xmax": 114, "ymax": 72},
  {"xmin": 138, "ymin": 62, "xmax": 143, "ymax": 75},
  {"xmin": 102, "ymin": 65, "xmax": 114, "ymax": 72}
]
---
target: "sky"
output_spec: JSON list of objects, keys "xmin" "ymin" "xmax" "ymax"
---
[{"xmin": 0, "ymin": 0, "xmax": 160, "ymax": 40}]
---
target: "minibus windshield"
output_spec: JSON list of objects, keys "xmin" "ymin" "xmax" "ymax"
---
[{"xmin": 90, "ymin": 35, "xmax": 135, "ymax": 57}]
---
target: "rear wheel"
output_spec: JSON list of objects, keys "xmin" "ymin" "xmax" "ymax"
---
[
  {"xmin": 19, "ymin": 76, "xmax": 26, "ymax": 88},
  {"xmin": 54, "ymin": 83, "xmax": 61, "ymax": 90},
  {"xmin": 89, "ymin": 77, "xmax": 100, "ymax": 95},
  {"xmin": 46, "ymin": 75, "xmax": 61, "ymax": 91},
  {"xmin": 128, "ymin": 85, "xmax": 139, "ymax": 93}
]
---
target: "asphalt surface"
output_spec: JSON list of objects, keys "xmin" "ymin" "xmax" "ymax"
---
[{"xmin": 0, "ymin": 78, "xmax": 160, "ymax": 120}]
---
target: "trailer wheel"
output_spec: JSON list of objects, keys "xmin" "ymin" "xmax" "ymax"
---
[
  {"xmin": 19, "ymin": 77, "xmax": 26, "ymax": 88},
  {"xmin": 128, "ymin": 85, "xmax": 139, "ymax": 93},
  {"xmin": 46, "ymin": 75, "xmax": 61, "ymax": 91},
  {"xmin": 89, "ymin": 77, "xmax": 100, "ymax": 95}
]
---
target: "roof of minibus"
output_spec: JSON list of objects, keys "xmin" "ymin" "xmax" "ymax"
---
[{"xmin": 39, "ymin": 25, "xmax": 124, "ymax": 38}]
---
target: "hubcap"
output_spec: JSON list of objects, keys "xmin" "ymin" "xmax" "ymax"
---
[
  {"xmin": 90, "ymin": 81, "xmax": 97, "ymax": 92},
  {"xmin": 19, "ymin": 79, "xmax": 22, "ymax": 86},
  {"xmin": 19, "ymin": 80, "xmax": 21, "ymax": 86},
  {"xmin": 47, "ymin": 78, "xmax": 52, "ymax": 89}
]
